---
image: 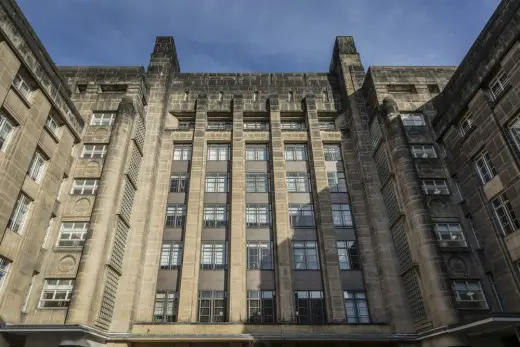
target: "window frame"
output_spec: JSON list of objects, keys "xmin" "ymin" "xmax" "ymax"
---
[
  {"xmin": 173, "ymin": 144, "xmax": 192, "ymax": 161},
  {"xmin": 203, "ymin": 204, "xmax": 228, "ymax": 228},
  {"xmin": 433, "ymin": 223, "xmax": 467, "ymax": 247},
  {"xmin": 198, "ymin": 290, "xmax": 226, "ymax": 323},
  {"xmin": 0, "ymin": 256, "xmax": 11, "ymax": 290},
  {"xmin": 489, "ymin": 71, "xmax": 510, "ymax": 101},
  {"xmin": 207, "ymin": 144, "xmax": 231, "ymax": 161},
  {"xmin": 246, "ymin": 173, "xmax": 269, "ymax": 193},
  {"xmin": 13, "ymin": 74, "xmax": 32, "ymax": 100},
  {"xmin": 247, "ymin": 241, "xmax": 273, "ymax": 270},
  {"xmin": 284, "ymin": 144, "xmax": 308, "ymax": 161},
  {"xmin": 288, "ymin": 204, "xmax": 315, "ymax": 227},
  {"xmin": 452, "ymin": 280, "xmax": 488, "ymax": 310},
  {"xmin": 247, "ymin": 290, "xmax": 276, "ymax": 323},
  {"xmin": 165, "ymin": 204, "xmax": 186, "ymax": 228},
  {"xmin": 205, "ymin": 173, "xmax": 229, "ymax": 193},
  {"xmin": 281, "ymin": 121, "xmax": 306, "ymax": 131},
  {"xmin": 323, "ymin": 144, "xmax": 342, "ymax": 161},
  {"xmin": 400, "ymin": 113, "xmax": 425, "ymax": 127},
  {"xmin": 344, "ymin": 291, "xmax": 370, "ymax": 323},
  {"xmin": 45, "ymin": 113, "xmax": 60, "ymax": 136},
  {"xmin": 244, "ymin": 122, "xmax": 269, "ymax": 131},
  {"xmin": 80, "ymin": 144, "xmax": 107, "ymax": 159},
  {"xmin": 246, "ymin": 144, "xmax": 269, "ymax": 161},
  {"xmin": 7, "ymin": 194, "xmax": 31, "ymax": 233},
  {"xmin": 28, "ymin": 151, "xmax": 46, "ymax": 182},
  {"xmin": 509, "ymin": 117, "xmax": 520, "ymax": 154},
  {"xmin": 294, "ymin": 291, "xmax": 325, "ymax": 325},
  {"xmin": 292, "ymin": 241, "xmax": 320, "ymax": 270},
  {"xmin": 207, "ymin": 121, "xmax": 232, "ymax": 131},
  {"xmin": 170, "ymin": 173, "xmax": 189, "ymax": 193},
  {"xmin": 336, "ymin": 241, "xmax": 360, "ymax": 270},
  {"xmin": 90, "ymin": 112, "xmax": 115, "ymax": 126},
  {"xmin": 474, "ymin": 152, "xmax": 496, "ymax": 185},
  {"xmin": 332, "ymin": 204, "xmax": 353, "ymax": 228},
  {"xmin": 0, "ymin": 111, "xmax": 15, "ymax": 152},
  {"xmin": 38, "ymin": 279, "xmax": 75, "ymax": 308},
  {"xmin": 410, "ymin": 145, "xmax": 437, "ymax": 159},
  {"xmin": 71, "ymin": 179, "xmax": 99, "ymax": 195},
  {"xmin": 153, "ymin": 290, "xmax": 178, "ymax": 322},
  {"xmin": 57, "ymin": 222, "xmax": 89, "ymax": 247},
  {"xmin": 327, "ymin": 171, "xmax": 348, "ymax": 193},
  {"xmin": 491, "ymin": 194, "xmax": 520, "ymax": 235},
  {"xmin": 200, "ymin": 242, "xmax": 227, "ymax": 270},
  {"xmin": 160, "ymin": 242, "xmax": 183, "ymax": 269},
  {"xmin": 421, "ymin": 180, "xmax": 450, "ymax": 195},
  {"xmin": 246, "ymin": 204, "xmax": 271, "ymax": 228},
  {"xmin": 459, "ymin": 113, "xmax": 474, "ymax": 136},
  {"xmin": 286, "ymin": 172, "xmax": 312, "ymax": 193}
]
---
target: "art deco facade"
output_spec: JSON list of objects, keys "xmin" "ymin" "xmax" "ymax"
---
[{"xmin": 1, "ymin": 0, "xmax": 520, "ymax": 346}]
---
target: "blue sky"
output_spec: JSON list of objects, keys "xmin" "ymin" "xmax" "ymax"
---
[{"xmin": 17, "ymin": 0, "xmax": 499, "ymax": 72}]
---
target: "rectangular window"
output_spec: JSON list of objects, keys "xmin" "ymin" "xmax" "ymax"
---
[
  {"xmin": 489, "ymin": 71, "xmax": 510, "ymax": 101},
  {"xmin": 13, "ymin": 74, "xmax": 32, "ymax": 99},
  {"xmin": 28, "ymin": 151, "xmax": 46, "ymax": 182},
  {"xmin": 292, "ymin": 241, "xmax": 320, "ymax": 270},
  {"xmin": 170, "ymin": 173, "xmax": 188, "ymax": 193},
  {"xmin": 410, "ymin": 145, "xmax": 437, "ymax": 159},
  {"xmin": 286, "ymin": 173, "xmax": 311, "ymax": 192},
  {"xmin": 71, "ymin": 179, "xmax": 99, "ymax": 195},
  {"xmin": 160, "ymin": 242, "xmax": 183, "ymax": 269},
  {"xmin": 344, "ymin": 291, "xmax": 370, "ymax": 323},
  {"xmin": 203, "ymin": 204, "xmax": 227, "ymax": 228},
  {"xmin": 246, "ymin": 173, "xmax": 269, "ymax": 192},
  {"xmin": 323, "ymin": 144, "xmax": 342, "ymax": 161},
  {"xmin": 421, "ymin": 180, "xmax": 450, "ymax": 195},
  {"xmin": 247, "ymin": 291, "xmax": 275, "ymax": 323},
  {"xmin": 200, "ymin": 242, "xmax": 226, "ymax": 270},
  {"xmin": 90, "ymin": 112, "xmax": 115, "ymax": 126},
  {"xmin": 509, "ymin": 117, "xmax": 520, "ymax": 154},
  {"xmin": 81, "ymin": 144, "xmax": 107, "ymax": 159},
  {"xmin": 45, "ymin": 113, "xmax": 60, "ymax": 136},
  {"xmin": 452, "ymin": 280, "xmax": 488, "ymax": 309},
  {"xmin": 57, "ymin": 222, "xmax": 88, "ymax": 247},
  {"xmin": 332, "ymin": 204, "xmax": 353, "ymax": 227},
  {"xmin": 173, "ymin": 144, "xmax": 192, "ymax": 161},
  {"xmin": 8, "ymin": 194, "xmax": 31, "ymax": 233},
  {"xmin": 0, "ymin": 256, "xmax": 11, "ymax": 290},
  {"xmin": 459, "ymin": 112, "xmax": 474, "ymax": 136},
  {"xmin": 474, "ymin": 152, "xmax": 496, "ymax": 185},
  {"xmin": 327, "ymin": 172, "xmax": 347, "ymax": 192},
  {"xmin": 295, "ymin": 291, "xmax": 325, "ymax": 324},
  {"xmin": 165, "ymin": 204, "xmax": 186, "ymax": 228},
  {"xmin": 246, "ymin": 144, "xmax": 269, "ymax": 161},
  {"xmin": 284, "ymin": 144, "xmax": 308, "ymax": 161},
  {"xmin": 0, "ymin": 111, "xmax": 15, "ymax": 151},
  {"xmin": 289, "ymin": 204, "xmax": 315, "ymax": 227},
  {"xmin": 337, "ymin": 241, "xmax": 360, "ymax": 270},
  {"xmin": 205, "ymin": 173, "xmax": 229, "ymax": 193},
  {"xmin": 198, "ymin": 291, "xmax": 226, "ymax": 322},
  {"xmin": 39, "ymin": 279, "xmax": 75, "ymax": 308},
  {"xmin": 318, "ymin": 121, "xmax": 336, "ymax": 130},
  {"xmin": 244, "ymin": 122, "xmax": 269, "ymax": 131},
  {"xmin": 400, "ymin": 113, "xmax": 425, "ymax": 126},
  {"xmin": 153, "ymin": 291, "xmax": 178, "ymax": 322},
  {"xmin": 207, "ymin": 144, "xmax": 230, "ymax": 161},
  {"xmin": 178, "ymin": 121, "xmax": 194, "ymax": 130},
  {"xmin": 281, "ymin": 121, "xmax": 306, "ymax": 130},
  {"xmin": 491, "ymin": 194, "xmax": 520, "ymax": 235},
  {"xmin": 246, "ymin": 204, "xmax": 271, "ymax": 228},
  {"xmin": 434, "ymin": 223, "xmax": 467, "ymax": 247},
  {"xmin": 207, "ymin": 121, "xmax": 232, "ymax": 130},
  {"xmin": 247, "ymin": 241, "xmax": 273, "ymax": 269}
]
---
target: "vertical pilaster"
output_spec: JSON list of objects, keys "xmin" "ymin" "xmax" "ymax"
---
[
  {"xmin": 269, "ymin": 95, "xmax": 295, "ymax": 322},
  {"xmin": 67, "ymin": 97, "xmax": 135, "ymax": 324},
  {"xmin": 305, "ymin": 95, "xmax": 346, "ymax": 323},
  {"xmin": 229, "ymin": 95, "xmax": 246, "ymax": 321},
  {"xmin": 177, "ymin": 95, "xmax": 208, "ymax": 322},
  {"xmin": 331, "ymin": 36, "xmax": 413, "ymax": 331},
  {"xmin": 382, "ymin": 97, "xmax": 458, "ymax": 327}
]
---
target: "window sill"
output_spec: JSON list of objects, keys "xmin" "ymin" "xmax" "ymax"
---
[
  {"xmin": 247, "ymin": 268, "xmax": 274, "ymax": 271},
  {"xmin": 36, "ymin": 307, "xmax": 69, "ymax": 310},
  {"xmin": 53, "ymin": 246, "xmax": 84, "ymax": 252}
]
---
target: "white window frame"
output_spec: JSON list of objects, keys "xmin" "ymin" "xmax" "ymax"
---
[
  {"xmin": 400, "ymin": 113, "xmax": 425, "ymax": 126},
  {"xmin": 474, "ymin": 152, "xmax": 495, "ymax": 184},
  {"xmin": 38, "ymin": 279, "xmax": 75, "ymax": 308},
  {"xmin": 489, "ymin": 71, "xmax": 510, "ymax": 101},
  {"xmin": 207, "ymin": 121, "xmax": 232, "ymax": 130},
  {"xmin": 0, "ymin": 111, "xmax": 15, "ymax": 151},
  {"xmin": 491, "ymin": 194, "xmax": 520, "ymax": 235},
  {"xmin": 153, "ymin": 290, "xmax": 178, "ymax": 322},
  {"xmin": 203, "ymin": 204, "xmax": 228, "ymax": 228},
  {"xmin": 452, "ymin": 280, "xmax": 488, "ymax": 310},
  {"xmin": 327, "ymin": 171, "xmax": 347, "ymax": 192},
  {"xmin": 28, "ymin": 151, "xmax": 46, "ymax": 182},
  {"xmin": 324, "ymin": 144, "xmax": 342, "ymax": 161},
  {"xmin": 90, "ymin": 112, "xmax": 115, "ymax": 126},
  {"xmin": 45, "ymin": 113, "xmax": 60, "ymax": 136},
  {"xmin": 281, "ymin": 121, "xmax": 306, "ymax": 130},
  {"xmin": 205, "ymin": 173, "xmax": 229, "ymax": 193},
  {"xmin": 286, "ymin": 173, "xmax": 311, "ymax": 193},
  {"xmin": 246, "ymin": 173, "xmax": 269, "ymax": 193},
  {"xmin": 71, "ymin": 179, "xmax": 99, "ymax": 195},
  {"xmin": 434, "ymin": 223, "xmax": 467, "ymax": 247},
  {"xmin": 200, "ymin": 242, "xmax": 226, "ymax": 270},
  {"xmin": 410, "ymin": 145, "xmax": 437, "ymax": 159},
  {"xmin": 244, "ymin": 122, "xmax": 269, "ymax": 131},
  {"xmin": 0, "ymin": 256, "xmax": 11, "ymax": 291},
  {"xmin": 245, "ymin": 204, "xmax": 271, "ymax": 228},
  {"xmin": 8, "ymin": 194, "xmax": 31, "ymax": 233},
  {"xmin": 13, "ymin": 74, "xmax": 32, "ymax": 100},
  {"xmin": 284, "ymin": 144, "xmax": 307, "ymax": 161},
  {"xmin": 81, "ymin": 144, "xmax": 107, "ymax": 159},
  {"xmin": 246, "ymin": 241, "xmax": 273, "ymax": 270},
  {"xmin": 160, "ymin": 242, "xmax": 183, "ymax": 269},
  {"xmin": 509, "ymin": 117, "xmax": 520, "ymax": 154},
  {"xmin": 173, "ymin": 144, "xmax": 192, "ymax": 161},
  {"xmin": 207, "ymin": 144, "xmax": 230, "ymax": 161},
  {"xmin": 57, "ymin": 222, "xmax": 89, "ymax": 247},
  {"xmin": 246, "ymin": 144, "xmax": 268, "ymax": 161},
  {"xmin": 459, "ymin": 112, "xmax": 474, "ymax": 136},
  {"xmin": 421, "ymin": 180, "xmax": 450, "ymax": 195}
]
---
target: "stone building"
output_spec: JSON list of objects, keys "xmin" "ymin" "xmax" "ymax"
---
[{"xmin": 1, "ymin": 0, "xmax": 520, "ymax": 346}]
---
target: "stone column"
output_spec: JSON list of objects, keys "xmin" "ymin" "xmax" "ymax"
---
[
  {"xmin": 229, "ymin": 95, "xmax": 247, "ymax": 321},
  {"xmin": 67, "ymin": 97, "xmax": 135, "ymax": 324},
  {"xmin": 331, "ymin": 36, "xmax": 413, "ymax": 331},
  {"xmin": 305, "ymin": 95, "xmax": 346, "ymax": 322},
  {"xmin": 177, "ymin": 95, "xmax": 208, "ymax": 322},
  {"xmin": 269, "ymin": 95, "xmax": 295, "ymax": 322},
  {"xmin": 382, "ymin": 96, "xmax": 458, "ymax": 326}
]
